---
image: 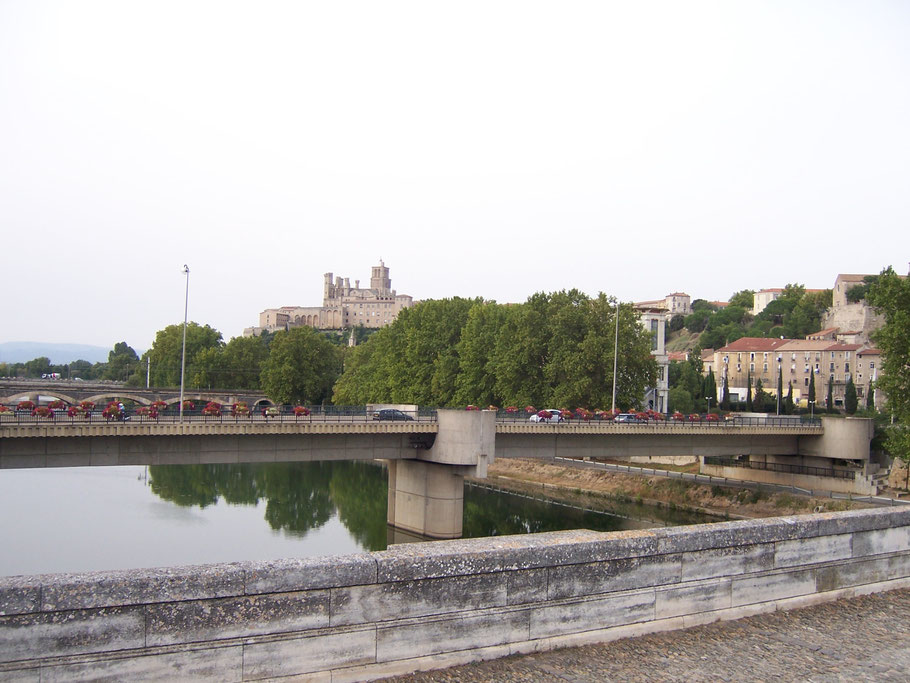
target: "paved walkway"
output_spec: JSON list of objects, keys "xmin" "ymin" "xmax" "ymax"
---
[{"xmin": 386, "ymin": 588, "xmax": 910, "ymax": 682}]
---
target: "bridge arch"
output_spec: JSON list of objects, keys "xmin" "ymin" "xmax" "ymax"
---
[
  {"xmin": 1, "ymin": 392, "xmax": 80, "ymax": 406},
  {"xmin": 84, "ymin": 393, "xmax": 153, "ymax": 406}
]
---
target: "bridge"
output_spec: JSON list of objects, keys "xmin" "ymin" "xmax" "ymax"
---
[
  {"xmin": 0, "ymin": 378, "xmax": 272, "ymax": 409},
  {"xmin": 0, "ymin": 410, "xmax": 874, "ymax": 539}
]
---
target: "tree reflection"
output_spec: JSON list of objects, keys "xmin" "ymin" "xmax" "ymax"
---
[{"xmin": 148, "ymin": 461, "xmax": 715, "ymax": 550}]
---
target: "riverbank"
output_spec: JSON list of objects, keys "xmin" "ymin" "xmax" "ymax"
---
[{"xmin": 475, "ymin": 458, "xmax": 869, "ymax": 519}]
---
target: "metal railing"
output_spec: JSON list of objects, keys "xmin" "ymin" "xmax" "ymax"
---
[
  {"xmin": 703, "ymin": 456, "xmax": 856, "ymax": 480},
  {"xmin": 494, "ymin": 413, "xmax": 821, "ymax": 428}
]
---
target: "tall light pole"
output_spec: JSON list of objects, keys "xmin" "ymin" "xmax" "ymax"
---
[
  {"xmin": 179, "ymin": 265, "xmax": 190, "ymax": 423},
  {"xmin": 611, "ymin": 299, "xmax": 620, "ymax": 414}
]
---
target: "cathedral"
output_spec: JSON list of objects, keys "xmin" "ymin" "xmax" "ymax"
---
[{"xmin": 244, "ymin": 261, "xmax": 414, "ymax": 336}]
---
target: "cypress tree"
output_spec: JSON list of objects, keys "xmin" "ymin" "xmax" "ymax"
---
[
  {"xmin": 754, "ymin": 378, "xmax": 767, "ymax": 412},
  {"xmin": 720, "ymin": 374, "xmax": 731, "ymax": 411},
  {"xmin": 776, "ymin": 365, "xmax": 783, "ymax": 415},
  {"xmin": 808, "ymin": 372, "xmax": 816, "ymax": 408},
  {"xmin": 826, "ymin": 380, "xmax": 835, "ymax": 413},
  {"xmin": 866, "ymin": 385, "xmax": 875, "ymax": 410},
  {"xmin": 746, "ymin": 370, "xmax": 753, "ymax": 411},
  {"xmin": 704, "ymin": 367, "xmax": 717, "ymax": 411},
  {"xmin": 785, "ymin": 381, "xmax": 794, "ymax": 415},
  {"xmin": 844, "ymin": 377, "xmax": 857, "ymax": 414}
]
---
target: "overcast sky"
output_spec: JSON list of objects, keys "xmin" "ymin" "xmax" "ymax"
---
[{"xmin": 2, "ymin": 1, "xmax": 908, "ymax": 351}]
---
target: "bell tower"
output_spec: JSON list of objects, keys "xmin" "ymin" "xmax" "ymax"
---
[{"xmin": 370, "ymin": 259, "xmax": 391, "ymax": 295}]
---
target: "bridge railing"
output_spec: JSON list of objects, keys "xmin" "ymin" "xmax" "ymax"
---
[
  {"xmin": 494, "ymin": 412, "xmax": 822, "ymax": 428},
  {"xmin": 703, "ymin": 456, "xmax": 856, "ymax": 480},
  {"xmin": 0, "ymin": 405, "xmax": 437, "ymax": 426}
]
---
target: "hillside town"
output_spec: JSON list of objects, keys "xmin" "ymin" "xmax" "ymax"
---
[{"xmin": 243, "ymin": 261, "xmax": 897, "ymax": 416}]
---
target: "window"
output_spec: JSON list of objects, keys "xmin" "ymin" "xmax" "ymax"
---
[
  {"xmin": 737, "ymin": 353, "xmax": 742, "ymax": 362},
  {"xmin": 845, "ymin": 362, "xmax": 850, "ymax": 372},
  {"xmin": 763, "ymin": 363, "xmax": 768, "ymax": 372},
  {"xmin": 750, "ymin": 363, "xmax": 755, "ymax": 372},
  {"xmin": 791, "ymin": 364, "xmax": 796, "ymax": 373},
  {"xmin": 816, "ymin": 352, "xmax": 821, "ymax": 361},
  {"xmin": 831, "ymin": 351, "xmax": 835, "ymax": 359},
  {"xmin": 805, "ymin": 364, "xmax": 810, "ymax": 373},
  {"xmin": 750, "ymin": 353, "xmax": 755, "ymax": 361},
  {"xmin": 791, "ymin": 353, "xmax": 796, "ymax": 361},
  {"xmin": 736, "ymin": 364, "xmax": 742, "ymax": 372},
  {"xmin": 763, "ymin": 352, "xmax": 768, "ymax": 361},
  {"xmin": 830, "ymin": 363, "xmax": 835, "ymax": 372},
  {"xmin": 805, "ymin": 378, "xmax": 810, "ymax": 386},
  {"xmin": 870, "ymin": 362, "xmax": 875, "ymax": 369},
  {"xmin": 846, "ymin": 351, "xmax": 851, "ymax": 359}
]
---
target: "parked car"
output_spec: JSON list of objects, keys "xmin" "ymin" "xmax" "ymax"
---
[
  {"xmin": 529, "ymin": 409, "xmax": 563, "ymax": 423},
  {"xmin": 613, "ymin": 413, "xmax": 643, "ymax": 423},
  {"xmin": 373, "ymin": 409, "xmax": 414, "ymax": 421}
]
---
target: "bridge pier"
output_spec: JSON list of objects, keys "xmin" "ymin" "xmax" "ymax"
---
[{"xmin": 387, "ymin": 409, "xmax": 495, "ymax": 539}]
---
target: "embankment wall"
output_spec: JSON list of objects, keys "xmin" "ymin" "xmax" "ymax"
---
[{"xmin": 2, "ymin": 507, "xmax": 910, "ymax": 681}]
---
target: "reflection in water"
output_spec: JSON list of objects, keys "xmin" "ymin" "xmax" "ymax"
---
[{"xmin": 149, "ymin": 461, "xmax": 716, "ymax": 551}]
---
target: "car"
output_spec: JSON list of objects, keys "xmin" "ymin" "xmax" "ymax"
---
[
  {"xmin": 613, "ymin": 413, "xmax": 643, "ymax": 423},
  {"xmin": 529, "ymin": 409, "xmax": 563, "ymax": 423},
  {"xmin": 373, "ymin": 409, "xmax": 414, "ymax": 421}
]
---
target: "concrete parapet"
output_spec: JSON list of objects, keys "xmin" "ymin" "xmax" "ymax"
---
[
  {"xmin": 798, "ymin": 417, "xmax": 874, "ymax": 461},
  {"xmin": 3, "ymin": 507, "xmax": 910, "ymax": 680}
]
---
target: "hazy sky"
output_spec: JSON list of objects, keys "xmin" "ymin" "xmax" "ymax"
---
[{"xmin": 2, "ymin": 1, "xmax": 908, "ymax": 351}]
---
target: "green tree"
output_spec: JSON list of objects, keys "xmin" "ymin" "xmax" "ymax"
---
[
  {"xmin": 728, "ymin": 290, "xmax": 755, "ymax": 309},
  {"xmin": 808, "ymin": 372, "xmax": 816, "ymax": 406},
  {"xmin": 867, "ymin": 385, "xmax": 875, "ymax": 410},
  {"xmin": 669, "ymin": 314, "xmax": 685, "ymax": 332},
  {"xmin": 139, "ymin": 323, "xmax": 223, "ymax": 387},
  {"xmin": 826, "ymin": 381, "xmax": 835, "ymax": 413},
  {"xmin": 703, "ymin": 367, "xmax": 717, "ymax": 411},
  {"xmin": 720, "ymin": 373, "xmax": 730, "ymax": 411},
  {"xmin": 753, "ymin": 378, "xmax": 768, "ymax": 412},
  {"xmin": 668, "ymin": 385, "xmax": 694, "ymax": 414},
  {"xmin": 104, "ymin": 342, "xmax": 140, "ymax": 382},
  {"xmin": 844, "ymin": 377, "xmax": 858, "ymax": 415},
  {"xmin": 23, "ymin": 357, "xmax": 51, "ymax": 378},
  {"xmin": 746, "ymin": 370, "xmax": 753, "ymax": 411},
  {"xmin": 784, "ymin": 382, "xmax": 794, "ymax": 415},
  {"xmin": 866, "ymin": 267, "xmax": 910, "ymax": 459},
  {"xmin": 261, "ymin": 327, "xmax": 341, "ymax": 405}
]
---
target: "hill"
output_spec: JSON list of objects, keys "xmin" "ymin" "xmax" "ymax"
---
[{"xmin": 0, "ymin": 342, "xmax": 111, "ymax": 364}]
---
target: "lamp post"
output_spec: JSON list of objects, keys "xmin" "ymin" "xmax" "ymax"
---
[
  {"xmin": 179, "ymin": 265, "xmax": 190, "ymax": 423},
  {"xmin": 809, "ymin": 399, "xmax": 815, "ymax": 419},
  {"xmin": 611, "ymin": 299, "xmax": 620, "ymax": 414},
  {"xmin": 776, "ymin": 356, "xmax": 782, "ymax": 416}
]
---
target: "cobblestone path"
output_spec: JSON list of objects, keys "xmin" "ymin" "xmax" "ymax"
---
[{"xmin": 385, "ymin": 588, "xmax": 910, "ymax": 682}]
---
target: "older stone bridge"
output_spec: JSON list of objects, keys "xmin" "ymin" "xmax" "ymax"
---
[{"xmin": 0, "ymin": 378, "xmax": 272, "ymax": 409}]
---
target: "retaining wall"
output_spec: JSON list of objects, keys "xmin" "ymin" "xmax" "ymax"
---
[{"xmin": 2, "ymin": 507, "xmax": 910, "ymax": 681}]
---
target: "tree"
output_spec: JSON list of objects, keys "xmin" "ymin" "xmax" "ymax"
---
[
  {"xmin": 669, "ymin": 314, "xmax": 685, "ymax": 332},
  {"xmin": 784, "ymin": 382, "xmax": 794, "ymax": 415},
  {"xmin": 844, "ymin": 377, "xmax": 858, "ymax": 415},
  {"xmin": 103, "ymin": 342, "xmax": 139, "ymax": 382},
  {"xmin": 866, "ymin": 267, "xmax": 910, "ymax": 460},
  {"xmin": 139, "ymin": 323, "xmax": 223, "ymax": 387},
  {"xmin": 808, "ymin": 372, "xmax": 816, "ymax": 407},
  {"xmin": 668, "ymin": 386, "xmax": 694, "ymax": 414},
  {"xmin": 23, "ymin": 357, "xmax": 51, "ymax": 378},
  {"xmin": 776, "ymin": 365, "xmax": 784, "ymax": 415},
  {"xmin": 867, "ymin": 385, "xmax": 875, "ymax": 410},
  {"xmin": 261, "ymin": 327, "xmax": 341, "ymax": 405},
  {"xmin": 746, "ymin": 370, "xmax": 753, "ymax": 411},
  {"xmin": 753, "ymin": 379, "xmax": 768, "ymax": 412},
  {"xmin": 703, "ymin": 367, "xmax": 717, "ymax": 411},
  {"xmin": 826, "ymin": 381, "xmax": 835, "ymax": 413},
  {"xmin": 728, "ymin": 290, "xmax": 755, "ymax": 310},
  {"xmin": 720, "ymin": 373, "xmax": 730, "ymax": 411}
]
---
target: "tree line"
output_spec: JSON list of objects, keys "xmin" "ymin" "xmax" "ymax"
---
[{"xmin": 3, "ymin": 291, "xmax": 658, "ymax": 412}]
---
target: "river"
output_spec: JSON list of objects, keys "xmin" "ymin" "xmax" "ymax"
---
[{"xmin": 0, "ymin": 460, "xmax": 717, "ymax": 577}]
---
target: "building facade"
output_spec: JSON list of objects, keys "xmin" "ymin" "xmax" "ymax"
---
[
  {"xmin": 244, "ymin": 261, "xmax": 414, "ymax": 336},
  {"xmin": 710, "ymin": 337, "xmax": 876, "ymax": 410},
  {"xmin": 635, "ymin": 305, "xmax": 669, "ymax": 413}
]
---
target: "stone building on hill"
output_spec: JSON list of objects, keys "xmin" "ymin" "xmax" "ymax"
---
[{"xmin": 244, "ymin": 261, "xmax": 414, "ymax": 337}]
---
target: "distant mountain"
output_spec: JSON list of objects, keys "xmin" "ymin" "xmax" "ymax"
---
[{"xmin": 0, "ymin": 342, "xmax": 111, "ymax": 364}]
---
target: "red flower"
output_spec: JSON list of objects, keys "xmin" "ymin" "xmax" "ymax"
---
[
  {"xmin": 505, "ymin": 406, "xmax": 518, "ymax": 413},
  {"xmin": 293, "ymin": 406, "xmax": 310, "ymax": 416}
]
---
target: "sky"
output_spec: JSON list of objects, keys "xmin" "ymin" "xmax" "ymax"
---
[{"xmin": 2, "ymin": 0, "xmax": 908, "ymax": 351}]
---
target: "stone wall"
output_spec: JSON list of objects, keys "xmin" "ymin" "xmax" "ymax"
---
[{"xmin": 2, "ymin": 507, "xmax": 910, "ymax": 681}]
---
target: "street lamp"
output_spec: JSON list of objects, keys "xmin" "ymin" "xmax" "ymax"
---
[
  {"xmin": 611, "ymin": 299, "xmax": 620, "ymax": 414},
  {"xmin": 808, "ymin": 399, "xmax": 815, "ymax": 419},
  {"xmin": 179, "ymin": 265, "xmax": 190, "ymax": 423},
  {"xmin": 776, "ymin": 355, "xmax": 782, "ymax": 416}
]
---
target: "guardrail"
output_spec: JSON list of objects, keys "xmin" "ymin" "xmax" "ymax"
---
[
  {"xmin": 0, "ymin": 408, "xmax": 823, "ymax": 428},
  {"xmin": 704, "ymin": 456, "xmax": 856, "ymax": 480}
]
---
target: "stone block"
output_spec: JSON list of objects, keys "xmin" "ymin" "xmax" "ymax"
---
[
  {"xmin": 243, "ymin": 555, "xmax": 377, "ymax": 595},
  {"xmin": 506, "ymin": 569, "xmax": 548, "ymax": 606},
  {"xmin": 813, "ymin": 507, "xmax": 910, "ymax": 536},
  {"xmin": 241, "ymin": 627, "xmax": 376, "ymax": 679},
  {"xmin": 376, "ymin": 610, "xmax": 529, "ymax": 662},
  {"xmin": 548, "ymin": 555, "xmax": 681, "ymax": 600},
  {"xmin": 529, "ymin": 590, "xmax": 655, "ymax": 639},
  {"xmin": 681, "ymin": 544, "xmax": 773, "ymax": 581},
  {"xmin": 655, "ymin": 516, "xmax": 811, "ymax": 555},
  {"xmin": 816, "ymin": 554, "xmax": 910, "ymax": 592},
  {"xmin": 376, "ymin": 529, "xmax": 658, "ymax": 582},
  {"xmin": 655, "ymin": 580, "xmax": 732, "ymax": 619},
  {"xmin": 0, "ymin": 665, "xmax": 39, "ymax": 682},
  {"xmin": 146, "ymin": 590, "xmax": 330, "ymax": 646},
  {"xmin": 0, "ymin": 578, "xmax": 40, "ymax": 616},
  {"xmin": 39, "ymin": 645, "xmax": 243, "ymax": 682},
  {"xmin": 40, "ymin": 563, "xmax": 246, "ymax": 611},
  {"xmin": 853, "ymin": 526, "xmax": 910, "ymax": 558},
  {"xmin": 774, "ymin": 534, "xmax": 852, "ymax": 569},
  {"xmin": 0, "ymin": 606, "xmax": 145, "ymax": 663},
  {"xmin": 731, "ymin": 569, "xmax": 816, "ymax": 607},
  {"xmin": 331, "ymin": 573, "xmax": 506, "ymax": 627}
]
